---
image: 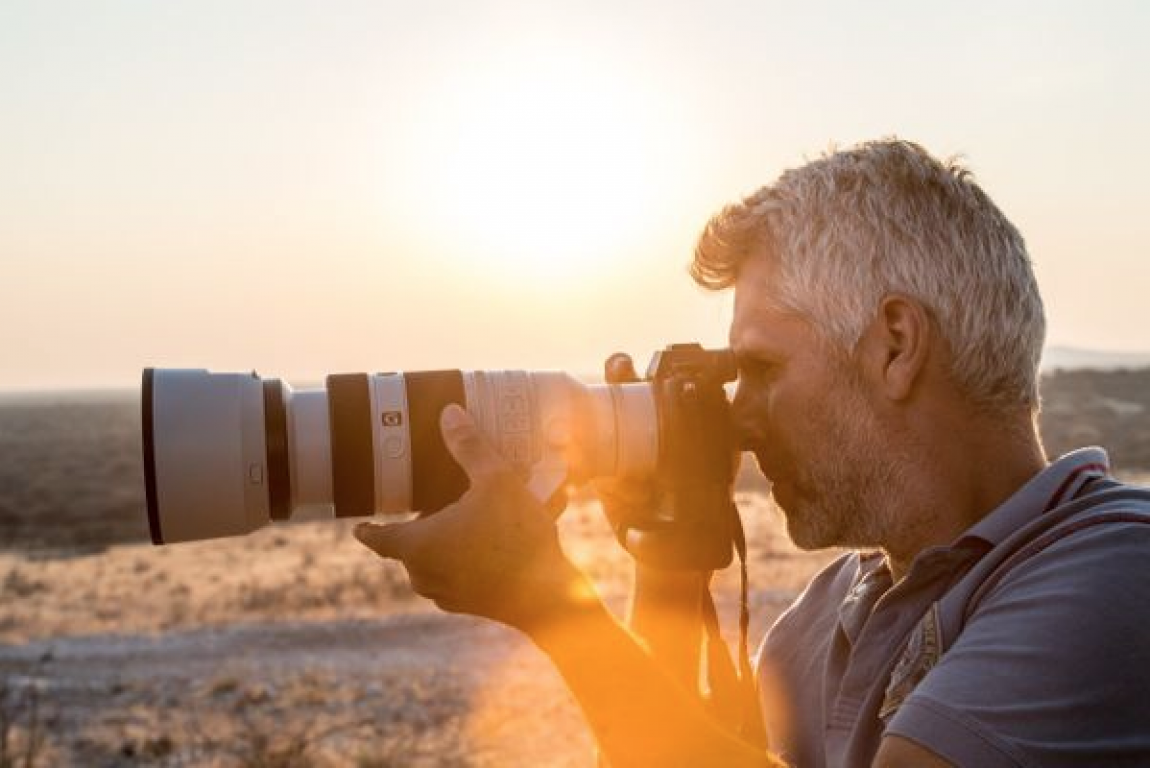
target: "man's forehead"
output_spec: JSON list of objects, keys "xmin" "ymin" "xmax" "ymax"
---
[
  {"xmin": 729, "ymin": 287, "xmax": 812, "ymax": 353},
  {"xmin": 731, "ymin": 253, "xmax": 780, "ymax": 309},
  {"xmin": 731, "ymin": 258, "xmax": 784, "ymax": 336}
]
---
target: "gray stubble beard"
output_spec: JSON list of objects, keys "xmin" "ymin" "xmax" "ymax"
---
[{"xmin": 779, "ymin": 377, "xmax": 908, "ymax": 553}]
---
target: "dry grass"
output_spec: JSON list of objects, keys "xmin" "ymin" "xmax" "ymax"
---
[
  {"xmin": 0, "ymin": 519, "xmax": 413, "ymax": 643},
  {"xmin": 0, "ymin": 668, "xmax": 49, "ymax": 768}
]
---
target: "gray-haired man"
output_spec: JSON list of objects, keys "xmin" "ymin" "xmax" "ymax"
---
[{"xmin": 358, "ymin": 140, "xmax": 1150, "ymax": 767}]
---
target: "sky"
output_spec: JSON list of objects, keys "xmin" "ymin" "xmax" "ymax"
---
[{"xmin": 2, "ymin": 0, "xmax": 1148, "ymax": 391}]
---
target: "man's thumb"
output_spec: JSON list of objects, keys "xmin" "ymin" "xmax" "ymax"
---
[{"xmin": 439, "ymin": 403, "xmax": 508, "ymax": 479}]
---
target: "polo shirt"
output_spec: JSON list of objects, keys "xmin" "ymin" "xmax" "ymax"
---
[{"xmin": 756, "ymin": 448, "xmax": 1150, "ymax": 767}]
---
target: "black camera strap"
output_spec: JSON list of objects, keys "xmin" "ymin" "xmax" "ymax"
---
[{"xmin": 700, "ymin": 502, "xmax": 766, "ymax": 748}]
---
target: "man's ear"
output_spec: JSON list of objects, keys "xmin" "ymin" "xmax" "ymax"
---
[{"xmin": 857, "ymin": 294, "xmax": 932, "ymax": 402}]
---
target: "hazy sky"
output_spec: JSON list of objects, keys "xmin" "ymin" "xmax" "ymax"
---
[{"xmin": 2, "ymin": 1, "xmax": 1148, "ymax": 390}]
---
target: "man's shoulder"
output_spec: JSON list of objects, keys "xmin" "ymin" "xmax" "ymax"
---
[
  {"xmin": 952, "ymin": 480, "xmax": 1150, "ymax": 643},
  {"xmin": 1002, "ymin": 475, "xmax": 1150, "ymax": 568},
  {"xmin": 974, "ymin": 480, "xmax": 1150, "ymax": 604},
  {"xmin": 887, "ymin": 481, "xmax": 1150, "ymax": 766}
]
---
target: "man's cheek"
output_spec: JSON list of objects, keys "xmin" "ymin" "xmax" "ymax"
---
[
  {"xmin": 752, "ymin": 447, "xmax": 786, "ymax": 483},
  {"xmin": 752, "ymin": 427, "xmax": 802, "ymax": 484},
  {"xmin": 733, "ymin": 400, "xmax": 773, "ymax": 449}
]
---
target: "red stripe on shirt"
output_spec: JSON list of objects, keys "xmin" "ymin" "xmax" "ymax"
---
[{"xmin": 1043, "ymin": 462, "xmax": 1109, "ymax": 512}]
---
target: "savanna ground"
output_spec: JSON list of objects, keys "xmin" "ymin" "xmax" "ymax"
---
[{"xmin": 1, "ymin": 378, "xmax": 1147, "ymax": 767}]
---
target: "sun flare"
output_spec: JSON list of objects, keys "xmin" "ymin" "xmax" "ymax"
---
[{"xmin": 392, "ymin": 47, "xmax": 685, "ymax": 286}]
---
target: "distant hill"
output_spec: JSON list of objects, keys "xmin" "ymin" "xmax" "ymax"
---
[
  {"xmin": 1041, "ymin": 346, "xmax": 1150, "ymax": 372},
  {"xmin": 1040, "ymin": 367, "xmax": 1150, "ymax": 471}
]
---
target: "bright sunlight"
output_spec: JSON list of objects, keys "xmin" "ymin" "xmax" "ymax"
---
[{"xmin": 389, "ymin": 43, "xmax": 689, "ymax": 286}]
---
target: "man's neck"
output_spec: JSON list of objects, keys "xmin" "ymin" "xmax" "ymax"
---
[{"xmin": 883, "ymin": 412, "xmax": 1047, "ymax": 582}]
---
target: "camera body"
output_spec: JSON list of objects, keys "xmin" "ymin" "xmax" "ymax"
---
[{"xmin": 143, "ymin": 343, "xmax": 737, "ymax": 569}]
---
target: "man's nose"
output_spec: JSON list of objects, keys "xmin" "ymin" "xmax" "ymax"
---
[{"xmin": 728, "ymin": 382, "xmax": 759, "ymax": 450}]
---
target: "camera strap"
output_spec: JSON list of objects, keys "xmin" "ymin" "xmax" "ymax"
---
[{"xmin": 700, "ymin": 502, "xmax": 767, "ymax": 748}]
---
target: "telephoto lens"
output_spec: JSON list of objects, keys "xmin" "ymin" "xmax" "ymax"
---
[{"xmin": 142, "ymin": 367, "xmax": 663, "ymax": 544}]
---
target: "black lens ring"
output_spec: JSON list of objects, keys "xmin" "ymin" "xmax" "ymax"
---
[
  {"xmin": 327, "ymin": 373, "xmax": 376, "ymax": 518},
  {"xmin": 142, "ymin": 368, "xmax": 164, "ymax": 544},
  {"xmin": 263, "ymin": 378, "xmax": 292, "ymax": 521}
]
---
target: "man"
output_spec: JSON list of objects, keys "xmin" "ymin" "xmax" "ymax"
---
[{"xmin": 355, "ymin": 139, "xmax": 1150, "ymax": 766}]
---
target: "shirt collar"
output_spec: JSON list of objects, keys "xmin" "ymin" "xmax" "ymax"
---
[
  {"xmin": 840, "ymin": 448, "xmax": 1111, "ymax": 628},
  {"xmin": 958, "ymin": 446, "xmax": 1110, "ymax": 547}
]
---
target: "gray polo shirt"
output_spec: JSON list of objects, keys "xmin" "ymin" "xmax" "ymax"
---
[{"xmin": 756, "ymin": 448, "xmax": 1150, "ymax": 767}]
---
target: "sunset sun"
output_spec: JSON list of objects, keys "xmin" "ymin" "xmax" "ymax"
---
[{"xmin": 390, "ymin": 47, "xmax": 685, "ymax": 285}]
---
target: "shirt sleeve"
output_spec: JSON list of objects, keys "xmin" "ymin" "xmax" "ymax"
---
[{"xmin": 885, "ymin": 519, "xmax": 1150, "ymax": 768}]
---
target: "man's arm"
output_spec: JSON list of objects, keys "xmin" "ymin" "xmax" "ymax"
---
[
  {"xmin": 529, "ymin": 588, "xmax": 772, "ymax": 767},
  {"xmin": 597, "ymin": 478, "xmax": 709, "ymax": 690},
  {"xmin": 626, "ymin": 566, "xmax": 708, "ymax": 688},
  {"xmin": 594, "ymin": 353, "xmax": 714, "ymax": 718},
  {"xmin": 355, "ymin": 404, "xmax": 777, "ymax": 768}
]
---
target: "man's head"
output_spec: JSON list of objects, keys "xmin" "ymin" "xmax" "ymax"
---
[
  {"xmin": 699, "ymin": 139, "xmax": 1046, "ymax": 551},
  {"xmin": 695, "ymin": 138, "xmax": 1045, "ymax": 414}
]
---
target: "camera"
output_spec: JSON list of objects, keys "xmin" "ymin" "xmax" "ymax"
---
[{"xmin": 142, "ymin": 343, "xmax": 738, "ymax": 569}]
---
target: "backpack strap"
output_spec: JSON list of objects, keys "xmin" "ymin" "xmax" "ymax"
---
[{"xmin": 936, "ymin": 482, "xmax": 1150, "ymax": 653}]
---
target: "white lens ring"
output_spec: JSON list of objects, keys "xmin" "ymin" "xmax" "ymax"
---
[{"xmin": 371, "ymin": 373, "xmax": 412, "ymax": 513}]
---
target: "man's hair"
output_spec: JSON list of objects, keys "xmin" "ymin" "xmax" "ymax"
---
[{"xmin": 692, "ymin": 138, "xmax": 1045, "ymax": 413}]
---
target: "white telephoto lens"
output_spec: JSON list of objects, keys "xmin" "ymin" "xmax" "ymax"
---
[
  {"xmin": 144, "ymin": 367, "xmax": 661, "ymax": 543},
  {"xmin": 286, "ymin": 387, "xmax": 333, "ymax": 508}
]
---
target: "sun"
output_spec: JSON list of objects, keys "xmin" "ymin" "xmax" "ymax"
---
[{"xmin": 389, "ymin": 46, "xmax": 684, "ymax": 286}]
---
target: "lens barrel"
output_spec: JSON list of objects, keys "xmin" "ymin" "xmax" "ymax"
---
[{"xmin": 143, "ymin": 366, "xmax": 661, "ymax": 544}]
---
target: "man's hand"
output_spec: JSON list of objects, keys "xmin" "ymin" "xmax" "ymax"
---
[
  {"xmin": 357, "ymin": 408, "xmax": 776, "ymax": 767},
  {"xmin": 355, "ymin": 403, "xmax": 591, "ymax": 631},
  {"xmin": 595, "ymin": 476, "xmax": 712, "ymax": 601}
]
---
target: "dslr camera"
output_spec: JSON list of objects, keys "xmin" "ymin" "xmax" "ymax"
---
[{"xmin": 143, "ymin": 343, "xmax": 738, "ymax": 570}]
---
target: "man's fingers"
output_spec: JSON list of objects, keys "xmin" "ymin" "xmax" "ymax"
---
[
  {"xmin": 354, "ymin": 521, "xmax": 412, "ymax": 560},
  {"xmin": 440, "ymin": 404, "xmax": 511, "ymax": 481}
]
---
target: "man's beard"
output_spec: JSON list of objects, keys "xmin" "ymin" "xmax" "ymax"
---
[{"xmin": 774, "ymin": 375, "xmax": 907, "ymax": 552}]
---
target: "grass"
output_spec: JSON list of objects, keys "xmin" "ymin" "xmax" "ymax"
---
[{"xmin": 0, "ymin": 666, "xmax": 48, "ymax": 768}]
